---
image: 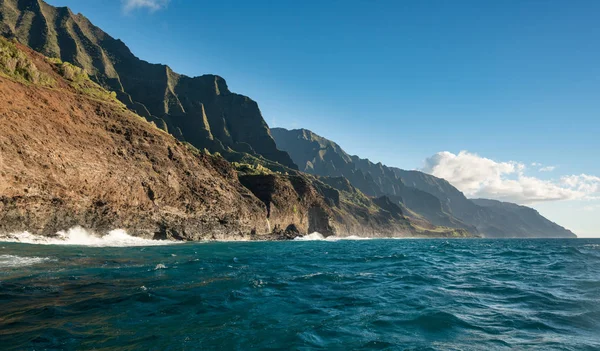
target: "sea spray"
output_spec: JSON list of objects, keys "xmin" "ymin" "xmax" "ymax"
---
[
  {"xmin": 0, "ymin": 254, "xmax": 55, "ymax": 268},
  {"xmin": 0, "ymin": 226, "xmax": 179, "ymax": 247},
  {"xmin": 294, "ymin": 232, "xmax": 374, "ymax": 241}
]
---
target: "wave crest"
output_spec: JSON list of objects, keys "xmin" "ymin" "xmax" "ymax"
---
[
  {"xmin": 294, "ymin": 233, "xmax": 373, "ymax": 241},
  {"xmin": 0, "ymin": 254, "xmax": 55, "ymax": 267}
]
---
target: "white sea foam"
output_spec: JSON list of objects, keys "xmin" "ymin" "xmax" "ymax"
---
[
  {"xmin": 0, "ymin": 254, "xmax": 55, "ymax": 268},
  {"xmin": 294, "ymin": 232, "xmax": 374, "ymax": 241},
  {"xmin": 0, "ymin": 226, "xmax": 179, "ymax": 247},
  {"xmin": 154, "ymin": 263, "xmax": 167, "ymax": 270}
]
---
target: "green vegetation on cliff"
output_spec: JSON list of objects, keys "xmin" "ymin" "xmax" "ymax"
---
[{"xmin": 0, "ymin": 36, "xmax": 53, "ymax": 85}]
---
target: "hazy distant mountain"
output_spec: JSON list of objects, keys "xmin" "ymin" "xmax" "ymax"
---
[
  {"xmin": 0, "ymin": 0, "xmax": 296, "ymax": 168},
  {"xmin": 272, "ymin": 128, "xmax": 577, "ymax": 238},
  {"xmin": 471, "ymin": 199, "xmax": 577, "ymax": 238}
]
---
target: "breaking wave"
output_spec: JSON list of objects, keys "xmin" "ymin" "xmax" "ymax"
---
[
  {"xmin": 0, "ymin": 254, "xmax": 55, "ymax": 268},
  {"xmin": 294, "ymin": 232, "xmax": 373, "ymax": 241},
  {"xmin": 0, "ymin": 226, "xmax": 178, "ymax": 247}
]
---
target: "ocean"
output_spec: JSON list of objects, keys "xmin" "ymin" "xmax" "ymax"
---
[{"xmin": 1, "ymin": 233, "xmax": 599, "ymax": 350}]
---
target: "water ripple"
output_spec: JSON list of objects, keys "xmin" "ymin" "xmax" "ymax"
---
[{"xmin": 0, "ymin": 239, "xmax": 599, "ymax": 350}]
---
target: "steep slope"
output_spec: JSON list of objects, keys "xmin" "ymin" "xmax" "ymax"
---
[
  {"xmin": 393, "ymin": 169, "xmax": 483, "ymax": 219},
  {"xmin": 0, "ymin": 37, "xmax": 268, "ymax": 239},
  {"xmin": 272, "ymin": 128, "xmax": 576, "ymax": 238},
  {"xmin": 271, "ymin": 127, "xmax": 476, "ymax": 232},
  {"xmin": 0, "ymin": 0, "xmax": 296, "ymax": 168},
  {"xmin": 1, "ymin": 37, "xmax": 470, "ymax": 239},
  {"xmin": 471, "ymin": 199, "xmax": 576, "ymax": 238},
  {"xmin": 396, "ymin": 171, "xmax": 576, "ymax": 238}
]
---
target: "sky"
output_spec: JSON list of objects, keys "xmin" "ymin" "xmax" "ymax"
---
[{"xmin": 46, "ymin": 0, "xmax": 600, "ymax": 237}]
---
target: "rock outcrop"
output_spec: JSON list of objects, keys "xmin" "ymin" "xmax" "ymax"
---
[{"xmin": 0, "ymin": 38, "xmax": 268, "ymax": 239}]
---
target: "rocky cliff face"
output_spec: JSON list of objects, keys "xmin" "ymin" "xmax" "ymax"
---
[
  {"xmin": 271, "ymin": 127, "xmax": 402, "ymax": 197},
  {"xmin": 0, "ymin": 0, "xmax": 296, "ymax": 169},
  {"xmin": 0, "ymin": 39, "xmax": 267, "ymax": 239},
  {"xmin": 272, "ymin": 128, "xmax": 576, "ymax": 238},
  {"xmin": 238, "ymin": 173, "xmax": 417, "ymax": 238},
  {"xmin": 0, "ymin": 38, "xmax": 469, "ymax": 239}
]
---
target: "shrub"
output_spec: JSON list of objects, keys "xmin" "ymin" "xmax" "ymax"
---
[
  {"xmin": 49, "ymin": 60, "xmax": 121, "ymax": 104},
  {"xmin": 0, "ymin": 36, "xmax": 54, "ymax": 86},
  {"xmin": 232, "ymin": 162, "xmax": 273, "ymax": 176},
  {"xmin": 46, "ymin": 57, "xmax": 63, "ymax": 65},
  {"xmin": 58, "ymin": 62, "xmax": 88, "ymax": 83}
]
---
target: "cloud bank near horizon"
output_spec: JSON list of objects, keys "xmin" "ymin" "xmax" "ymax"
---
[{"xmin": 422, "ymin": 151, "xmax": 599, "ymax": 204}]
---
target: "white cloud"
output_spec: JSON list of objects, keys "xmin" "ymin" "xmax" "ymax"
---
[
  {"xmin": 560, "ymin": 174, "xmax": 600, "ymax": 194},
  {"xmin": 539, "ymin": 166, "xmax": 556, "ymax": 172},
  {"xmin": 122, "ymin": 0, "xmax": 170, "ymax": 12},
  {"xmin": 421, "ymin": 151, "xmax": 600, "ymax": 204}
]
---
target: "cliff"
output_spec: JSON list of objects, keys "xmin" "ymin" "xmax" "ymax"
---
[
  {"xmin": 0, "ymin": 0, "xmax": 296, "ymax": 169},
  {"xmin": 272, "ymin": 128, "xmax": 576, "ymax": 238},
  {"xmin": 0, "ymin": 37, "xmax": 469, "ymax": 239},
  {"xmin": 271, "ymin": 127, "xmax": 476, "ymax": 233},
  {"xmin": 397, "ymin": 171, "xmax": 576, "ymax": 238}
]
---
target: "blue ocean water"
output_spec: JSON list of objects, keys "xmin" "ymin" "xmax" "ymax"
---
[{"xmin": 1, "ymin": 238, "xmax": 599, "ymax": 350}]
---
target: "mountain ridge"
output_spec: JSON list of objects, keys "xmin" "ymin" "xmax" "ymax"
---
[
  {"xmin": 0, "ymin": 35, "xmax": 473, "ymax": 239},
  {"xmin": 271, "ymin": 127, "xmax": 479, "ymax": 233},
  {"xmin": 0, "ymin": 0, "xmax": 575, "ymax": 239},
  {"xmin": 0, "ymin": 0, "xmax": 297, "ymax": 169},
  {"xmin": 271, "ymin": 127, "xmax": 576, "ymax": 238}
]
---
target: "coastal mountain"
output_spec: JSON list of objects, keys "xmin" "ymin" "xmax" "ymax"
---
[
  {"xmin": 0, "ymin": 36, "xmax": 471, "ymax": 239},
  {"xmin": 271, "ymin": 128, "xmax": 577, "ymax": 238},
  {"xmin": 0, "ymin": 0, "xmax": 296, "ymax": 168},
  {"xmin": 394, "ymin": 171, "xmax": 576, "ymax": 238},
  {"xmin": 271, "ymin": 128, "xmax": 477, "ymax": 232},
  {"xmin": 0, "ymin": 0, "xmax": 573, "ymax": 239},
  {"xmin": 471, "ymin": 199, "xmax": 577, "ymax": 239}
]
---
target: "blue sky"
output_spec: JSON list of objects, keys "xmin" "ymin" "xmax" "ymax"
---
[{"xmin": 46, "ymin": 0, "xmax": 600, "ymax": 237}]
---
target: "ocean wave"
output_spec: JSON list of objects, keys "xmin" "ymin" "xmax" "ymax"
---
[
  {"xmin": 1, "ymin": 238, "xmax": 599, "ymax": 350},
  {"xmin": 154, "ymin": 263, "xmax": 168, "ymax": 270},
  {"xmin": 294, "ymin": 233, "xmax": 374, "ymax": 241},
  {"xmin": 0, "ymin": 227, "xmax": 179, "ymax": 247},
  {"xmin": 0, "ymin": 254, "xmax": 55, "ymax": 268}
]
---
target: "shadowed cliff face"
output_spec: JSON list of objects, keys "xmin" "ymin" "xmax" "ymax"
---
[
  {"xmin": 238, "ymin": 174, "xmax": 337, "ymax": 237},
  {"xmin": 0, "ymin": 0, "xmax": 297, "ymax": 169},
  {"xmin": 272, "ymin": 128, "xmax": 576, "ymax": 238}
]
